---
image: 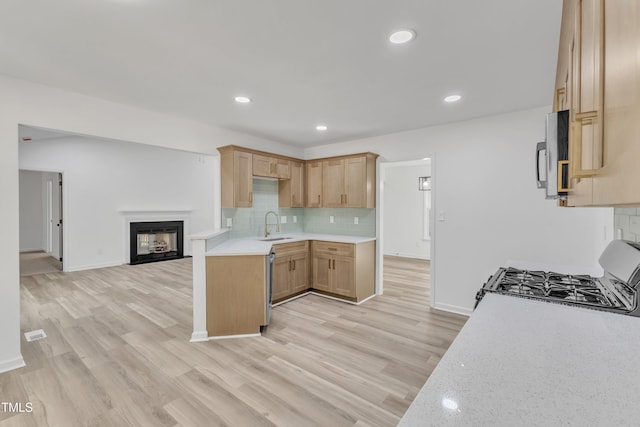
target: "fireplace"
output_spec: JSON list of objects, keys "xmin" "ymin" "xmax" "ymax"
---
[{"xmin": 130, "ymin": 221, "xmax": 184, "ymax": 265}]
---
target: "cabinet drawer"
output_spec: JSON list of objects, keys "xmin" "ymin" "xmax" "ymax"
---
[
  {"xmin": 273, "ymin": 240, "xmax": 308, "ymax": 256},
  {"xmin": 312, "ymin": 241, "xmax": 354, "ymax": 257}
]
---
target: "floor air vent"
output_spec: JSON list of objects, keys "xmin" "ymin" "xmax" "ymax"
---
[{"xmin": 24, "ymin": 329, "xmax": 47, "ymax": 342}]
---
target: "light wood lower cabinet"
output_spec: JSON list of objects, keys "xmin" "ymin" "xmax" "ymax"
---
[
  {"xmin": 206, "ymin": 239, "xmax": 375, "ymax": 338},
  {"xmin": 206, "ymin": 255, "xmax": 267, "ymax": 337},
  {"xmin": 311, "ymin": 240, "xmax": 375, "ymax": 302},
  {"xmin": 272, "ymin": 241, "xmax": 309, "ymax": 302}
]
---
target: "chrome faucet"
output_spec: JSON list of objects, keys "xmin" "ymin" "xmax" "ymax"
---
[{"xmin": 264, "ymin": 211, "xmax": 280, "ymax": 237}]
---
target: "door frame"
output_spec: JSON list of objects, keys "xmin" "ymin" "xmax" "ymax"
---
[
  {"xmin": 22, "ymin": 168, "xmax": 65, "ymax": 271},
  {"xmin": 377, "ymin": 155, "xmax": 436, "ymax": 308}
]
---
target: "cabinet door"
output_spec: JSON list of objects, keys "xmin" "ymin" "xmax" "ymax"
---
[
  {"xmin": 272, "ymin": 255, "xmax": 292, "ymax": 301},
  {"xmin": 332, "ymin": 256, "xmax": 355, "ymax": 297},
  {"xmin": 234, "ymin": 151, "xmax": 253, "ymax": 207},
  {"xmin": 344, "ymin": 156, "xmax": 367, "ymax": 208},
  {"xmin": 574, "ymin": 0, "xmax": 604, "ymax": 174},
  {"xmin": 312, "ymin": 253, "xmax": 332, "ymax": 292},
  {"xmin": 306, "ymin": 161, "xmax": 323, "ymax": 207},
  {"xmin": 253, "ymin": 154, "xmax": 274, "ymax": 178},
  {"xmin": 322, "ymin": 159, "xmax": 345, "ymax": 208},
  {"xmin": 290, "ymin": 252, "xmax": 309, "ymax": 294},
  {"xmin": 290, "ymin": 161, "xmax": 305, "ymax": 208},
  {"xmin": 593, "ymin": 0, "xmax": 640, "ymax": 205},
  {"xmin": 275, "ymin": 159, "xmax": 291, "ymax": 179},
  {"xmin": 280, "ymin": 161, "xmax": 305, "ymax": 208}
]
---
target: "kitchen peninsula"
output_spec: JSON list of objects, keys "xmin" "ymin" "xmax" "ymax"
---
[{"xmin": 203, "ymin": 233, "xmax": 376, "ymax": 339}]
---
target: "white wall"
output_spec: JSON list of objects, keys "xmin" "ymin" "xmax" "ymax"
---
[
  {"xmin": 305, "ymin": 106, "xmax": 614, "ymax": 315},
  {"xmin": 383, "ymin": 162, "xmax": 431, "ymax": 259},
  {"xmin": 0, "ymin": 74, "xmax": 302, "ymax": 373},
  {"xmin": 18, "ymin": 170, "xmax": 45, "ymax": 252},
  {"xmin": 19, "ymin": 136, "xmax": 219, "ymax": 271}
]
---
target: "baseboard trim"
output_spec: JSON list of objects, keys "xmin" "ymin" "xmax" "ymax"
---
[
  {"xmin": 208, "ymin": 333, "xmax": 261, "ymax": 340},
  {"xmin": 190, "ymin": 331, "xmax": 209, "ymax": 342},
  {"xmin": 308, "ymin": 292, "xmax": 375, "ymax": 306},
  {"xmin": 383, "ymin": 252, "xmax": 430, "ymax": 260},
  {"xmin": 272, "ymin": 292, "xmax": 311, "ymax": 307},
  {"xmin": 433, "ymin": 302, "xmax": 473, "ymax": 317},
  {"xmin": 64, "ymin": 261, "xmax": 123, "ymax": 272},
  {"xmin": 0, "ymin": 355, "xmax": 26, "ymax": 374}
]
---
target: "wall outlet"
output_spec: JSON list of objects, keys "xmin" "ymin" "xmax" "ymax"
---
[
  {"xmin": 293, "ymin": 216, "xmax": 297, "ymax": 223},
  {"xmin": 226, "ymin": 218, "xmax": 233, "ymax": 227},
  {"xmin": 281, "ymin": 216, "xmax": 287, "ymax": 224},
  {"xmin": 354, "ymin": 216, "xmax": 359, "ymax": 225},
  {"xmin": 329, "ymin": 215, "xmax": 335, "ymax": 224}
]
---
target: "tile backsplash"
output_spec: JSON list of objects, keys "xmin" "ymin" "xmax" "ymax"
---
[
  {"xmin": 304, "ymin": 208, "xmax": 375, "ymax": 236},
  {"xmin": 222, "ymin": 178, "xmax": 376, "ymax": 238},
  {"xmin": 614, "ymin": 208, "xmax": 640, "ymax": 242}
]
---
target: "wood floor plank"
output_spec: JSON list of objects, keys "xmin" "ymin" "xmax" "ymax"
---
[{"xmin": 3, "ymin": 256, "xmax": 467, "ymax": 426}]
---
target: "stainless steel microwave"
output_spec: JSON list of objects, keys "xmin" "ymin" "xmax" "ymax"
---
[{"xmin": 536, "ymin": 110, "xmax": 569, "ymax": 199}]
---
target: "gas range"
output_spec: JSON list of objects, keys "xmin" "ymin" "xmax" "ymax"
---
[{"xmin": 475, "ymin": 240, "xmax": 640, "ymax": 316}]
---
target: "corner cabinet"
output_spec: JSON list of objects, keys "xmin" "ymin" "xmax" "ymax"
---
[
  {"xmin": 219, "ymin": 148, "xmax": 253, "ymax": 208},
  {"xmin": 556, "ymin": 0, "xmax": 640, "ymax": 207},
  {"xmin": 311, "ymin": 240, "xmax": 375, "ymax": 302}
]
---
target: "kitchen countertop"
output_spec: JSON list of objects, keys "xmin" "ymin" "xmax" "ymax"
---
[
  {"xmin": 399, "ymin": 293, "xmax": 640, "ymax": 427},
  {"xmin": 205, "ymin": 233, "xmax": 376, "ymax": 256}
]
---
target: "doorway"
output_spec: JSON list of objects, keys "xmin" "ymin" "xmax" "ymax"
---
[
  {"xmin": 378, "ymin": 158, "xmax": 434, "ymax": 306},
  {"xmin": 19, "ymin": 170, "xmax": 63, "ymax": 275}
]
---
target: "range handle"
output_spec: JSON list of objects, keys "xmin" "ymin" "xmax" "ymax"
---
[{"xmin": 536, "ymin": 141, "xmax": 547, "ymax": 189}]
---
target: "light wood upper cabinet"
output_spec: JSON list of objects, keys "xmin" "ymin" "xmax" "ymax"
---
[
  {"xmin": 322, "ymin": 159, "xmax": 344, "ymax": 208},
  {"xmin": 219, "ymin": 147, "xmax": 253, "ymax": 208},
  {"xmin": 592, "ymin": 0, "xmax": 640, "ymax": 205},
  {"xmin": 279, "ymin": 161, "xmax": 304, "ymax": 208},
  {"xmin": 321, "ymin": 154, "xmax": 377, "ymax": 208},
  {"xmin": 253, "ymin": 154, "xmax": 291, "ymax": 179},
  {"xmin": 306, "ymin": 161, "xmax": 323, "ymax": 208},
  {"xmin": 218, "ymin": 145, "xmax": 377, "ymax": 209},
  {"xmin": 557, "ymin": 0, "xmax": 640, "ymax": 207}
]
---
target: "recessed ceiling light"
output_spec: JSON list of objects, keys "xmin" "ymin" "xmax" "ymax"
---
[
  {"xmin": 444, "ymin": 94, "xmax": 462, "ymax": 103},
  {"xmin": 316, "ymin": 125, "xmax": 328, "ymax": 131},
  {"xmin": 389, "ymin": 30, "xmax": 416, "ymax": 44},
  {"xmin": 234, "ymin": 96, "xmax": 252, "ymax": 103}
]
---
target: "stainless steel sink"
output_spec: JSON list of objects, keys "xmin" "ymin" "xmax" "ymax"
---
[{"xmin": 261, "ymin": 237, "xmax": 293, "ymax": 242}]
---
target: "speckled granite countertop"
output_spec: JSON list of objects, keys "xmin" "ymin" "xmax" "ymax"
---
[
  {"xmin": 399, "ymin": 293, "xmax": 640, "ymax": 427},
  {"xmin": 205, "ymin": 233, "xmax": 375, "ymax": 256}
]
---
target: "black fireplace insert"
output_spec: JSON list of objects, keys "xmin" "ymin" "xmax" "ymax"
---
[{"xmin": 130, "ymin": 221, "xmax": 184, "ymax": 265}]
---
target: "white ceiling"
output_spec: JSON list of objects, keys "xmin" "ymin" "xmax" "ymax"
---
[{"xmin": 1, "ymin": 0, "xmax": 561, "ymax": 147}]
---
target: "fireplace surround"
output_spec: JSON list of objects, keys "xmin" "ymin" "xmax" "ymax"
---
[{"xmin": 130, "ymin": 221, "xmax": 184, "ymax": 265}]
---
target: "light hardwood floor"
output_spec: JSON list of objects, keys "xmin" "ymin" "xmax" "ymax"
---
[
  {"xmin": 1, "ymin": 256, "xmax": 467, "ymax": 426},
  {"xmin": 19, "ymin": 252, "xmax": 60, "ymax": 277}
]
